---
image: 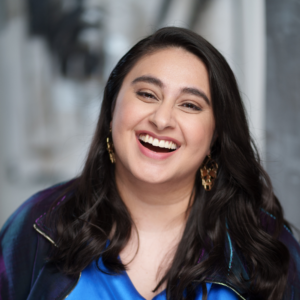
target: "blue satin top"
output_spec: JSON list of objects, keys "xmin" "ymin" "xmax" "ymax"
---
[{"xmin": 67, "ymin": 257, "xmax": 240, "ymax": 300}]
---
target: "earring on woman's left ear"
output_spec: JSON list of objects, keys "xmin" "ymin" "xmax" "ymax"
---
[
  {"xmin": 200, "ymin": 155, "xmax": 218, "ymax": 191},
  {"xmin": 106, "ymin": 129, "xmax": 116, "ymax": 164}
]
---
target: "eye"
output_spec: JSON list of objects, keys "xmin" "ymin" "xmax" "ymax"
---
[
  {"xmin": 136, "ymin": 91, "xmax": 157, "ymax": 100},
  {"xmin": 181, "ymin": 102, "xmax": 201, "ymax": 111}
]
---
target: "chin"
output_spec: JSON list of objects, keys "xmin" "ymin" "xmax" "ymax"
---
[{"xmin": 131, "ymin": 168, "xmax": 174, "ymax": 185}]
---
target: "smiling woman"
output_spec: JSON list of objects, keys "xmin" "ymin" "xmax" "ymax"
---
[
  {"xmin": 112, "ymin": 48, "xmax": 214, "ymax": 186},
  {"xmin": 1, "ymin": 27, "xmax": 300, "ymax": 300}
]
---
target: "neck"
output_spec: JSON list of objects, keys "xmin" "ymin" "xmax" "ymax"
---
[{"xmin": 115, "ymin": 170, "xmax": 195, "ymax": 233}]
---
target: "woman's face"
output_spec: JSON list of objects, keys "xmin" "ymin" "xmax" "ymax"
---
[{"xmin": 111, "ymin": 47, "xmax": 215, "ymax": 185}]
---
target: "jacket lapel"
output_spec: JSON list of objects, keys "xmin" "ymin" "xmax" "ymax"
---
[{"xmin": 29, "ymin": 198, "xmax": 79, "ymax": 300}]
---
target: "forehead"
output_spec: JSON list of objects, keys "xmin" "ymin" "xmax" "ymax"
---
[{"xmin": 122, "ymin": 47, "xmax": 210, "ymax": 97}]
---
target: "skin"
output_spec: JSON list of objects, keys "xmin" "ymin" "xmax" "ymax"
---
[{"xmin": 111, "ymin": 47, "xmax": 215, "ymax": 300}]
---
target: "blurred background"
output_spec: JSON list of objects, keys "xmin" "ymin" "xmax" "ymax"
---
[{"xmin": 0, "ymin": 0, "xmax": 299, "ymax": 229}]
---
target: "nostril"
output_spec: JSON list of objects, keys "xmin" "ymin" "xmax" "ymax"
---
[{"xmin": 149, "ymin": 107, "xmax": 176, "ymax": 130}]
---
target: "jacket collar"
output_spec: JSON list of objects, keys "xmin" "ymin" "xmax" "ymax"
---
[{"xmin": 33, "ymin": 194, "xmax": 68, "ymax": 247}]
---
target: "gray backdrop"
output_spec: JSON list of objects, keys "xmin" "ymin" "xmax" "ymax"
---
[{"xmin": 266, "ymin": 0, "xmax": 300, "ymax": 229}]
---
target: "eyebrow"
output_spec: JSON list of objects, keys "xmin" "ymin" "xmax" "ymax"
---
[
  {"xmin": 131, "ymin": 75, "xmax": 210, "ymax": 105},
  {"xmin": 132, "ymin": 75, "xmax": 163, "ymax": 88},
  {"xmin": 181, "ymin": 87, "xmax": 210, "ymax": 106}
]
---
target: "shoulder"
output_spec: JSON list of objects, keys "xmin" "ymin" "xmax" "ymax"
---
[
  {"xmin": 278, "ymin": 220, "xmax": 300, "ymax": 299},
  {"xmin": 261, "ymin": 209, "xmax": 300, "ymax": 299},
  {"xmin": 1, "ymin": 180, "xmax": 74, "ymax": 241},
  {"xmin": 281, "ymin": 233, "xmax": 300, "ymax": 299},
  {"xmin": 220, "ymin": 210, "xmax": 300, "ymax": 299},
  {"xmin": 260, "ymin": 209, "xmax": 300, "ymax": 270},
  {"xmin": 0, "ymin": 180, "xmax": 75, "ymax": 300}
]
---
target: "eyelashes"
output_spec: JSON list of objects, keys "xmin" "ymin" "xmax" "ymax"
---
[
  {"xmin": 136, "ymin": 91, "xmax": 202, "ymax": 112},
  {"xmin": 136, "ymin": 91, "xmax": 156, "ymax": 99},
  {"xmin": 181, "ymin": 103, "xmax": 201, "ymax": 111}
]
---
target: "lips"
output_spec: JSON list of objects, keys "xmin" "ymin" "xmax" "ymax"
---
[{"xmin": 136, "ymin": 131, "xmax": 181, "ymax": 158}]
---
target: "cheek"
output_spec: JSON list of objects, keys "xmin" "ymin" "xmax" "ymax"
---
[
  {"xmin": 182, "ymin": 116, "xmax": 215, "ymax": 152},
  {"xmin": 112, "ymin": 94, "xmax": 148, "ymax": 140},
  {"xmin": 113, "ymin": 90, "xmax": 155, "ymax": 131},
  {"xmin": 113, "ymin": 96, "xmax": 134, "ymax": 131}
]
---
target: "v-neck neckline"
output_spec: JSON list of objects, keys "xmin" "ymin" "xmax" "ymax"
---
[
  {"xmin": 121, "ymin": 267, "xmax": 166, "ymax": 300},
  {"xmin": 118, "ymin": 253, "xmax": 166, "ymax": 300}
]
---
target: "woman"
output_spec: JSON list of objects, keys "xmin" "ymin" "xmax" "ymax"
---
[{"xmin": 1, "ymin": 27, "xmax": 299, "ymax": 300}]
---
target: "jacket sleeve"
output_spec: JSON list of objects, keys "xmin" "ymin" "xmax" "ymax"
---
[
  {"xmin": 0, "ymin": 182, "xmax": 64, "ymax": 300},
  {"xmin": 0, "ymin": 193, "xmax": 42, "ymax": 300}
]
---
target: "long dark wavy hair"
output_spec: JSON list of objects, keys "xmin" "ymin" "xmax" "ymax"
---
[{"xmin": 49, "ymin": 27, "xmax": 290, "ymax": 300}]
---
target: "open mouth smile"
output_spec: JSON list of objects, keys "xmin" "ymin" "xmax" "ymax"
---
[{"xmin": 138, "ymin": 133, "xmax": 179, "ymax": 153}]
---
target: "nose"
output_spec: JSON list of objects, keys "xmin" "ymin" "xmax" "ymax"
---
[{"xmin": 149, "ymin": 101, "xmax": 176, "ymax": 130}]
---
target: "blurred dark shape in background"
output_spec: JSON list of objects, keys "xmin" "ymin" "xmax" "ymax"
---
[{"xmin": 27, "ymin": 0, "xmax": 105, "ymax": 78}]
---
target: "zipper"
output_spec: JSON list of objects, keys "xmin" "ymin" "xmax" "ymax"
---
[
  {"xmin": 205, "ymin": 281, "xmax": 246, "ymax": 300},
  {"xmin": 63, "ymin": 272, "xmax": 81, "ymax": 299},
  {"xmin": 33, "ymin": 224, "xmax": 58, "ymax": 247}
]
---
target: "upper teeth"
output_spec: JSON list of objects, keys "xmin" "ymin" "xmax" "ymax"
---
[{"xmin": 139, "ymin": 134, "xmax": 178, "ymax": 150}]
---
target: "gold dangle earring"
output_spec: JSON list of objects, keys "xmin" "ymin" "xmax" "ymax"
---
[
  {"xmin": 200, "ymin": 155, "xmax": 218, "ymax": 191},
  {"xmin": 106, "ymin": 128, "xmax": 116, "ymax": 164}
]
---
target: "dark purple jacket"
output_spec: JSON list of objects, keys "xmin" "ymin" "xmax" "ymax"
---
[{"xmin": 0, "ymin": 182, "xmax": 300, "ymax": 300}]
